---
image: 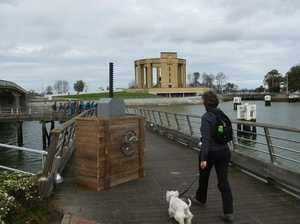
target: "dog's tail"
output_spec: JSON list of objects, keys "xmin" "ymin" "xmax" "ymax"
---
[
  {"xmin": 187, "ymin": 199, "xmax": 192, "ymax": 207},
  {"xmin": 184, "ymin": 200, "xmax": 191, "ymax": 216}
]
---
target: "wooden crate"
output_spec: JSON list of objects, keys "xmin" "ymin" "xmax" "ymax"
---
[{"xmin": 74, "ymin": 115, "xmax": 145, "ymax": 191}]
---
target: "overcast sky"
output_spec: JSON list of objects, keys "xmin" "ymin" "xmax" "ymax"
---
[{"xmin": 1, "ymin": 0, "xmax": 299, "ymax": 92}]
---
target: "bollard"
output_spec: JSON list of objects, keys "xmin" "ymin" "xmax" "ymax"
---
[
  {"xmin": 264, "ymin": 95, "xmax": 271, "ymax": 106},
  {"xmin": 233, "ymin": 97, "xmax": 242, "ymax": 110},
  {"xmin": 237, "ymin": 103, "xmax": 257, "ymax": 134}
]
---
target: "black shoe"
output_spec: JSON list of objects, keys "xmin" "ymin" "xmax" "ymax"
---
[
  {"xmin": 221, "ymin": 213, "xmax": 234, "ymax": 222},
  {"xmin": 189, "ymin": 195, "xmax": 206, "ymax": 207}
]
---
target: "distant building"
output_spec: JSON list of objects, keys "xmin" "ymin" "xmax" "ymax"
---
[
  {"xmin": 129, "ymin": 52, "xmax": 208, "ymax": 97},
  {"xmin": 134, "ymin": 52, "xmax": 186, "ymax": 89}
]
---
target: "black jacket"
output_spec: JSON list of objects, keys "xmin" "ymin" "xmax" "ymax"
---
[{"xmin": 200, "ymin": 106, "xmax": 228, "ymax": 161}]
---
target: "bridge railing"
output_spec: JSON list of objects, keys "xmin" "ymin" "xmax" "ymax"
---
[
  {"xmin": 0, "ymin": 144, "xmax": 48, "ymax": 174},
  {"xmin": 0, "ymin": 106, "xmax": 87, "ymax": 122},
  {"xmin": 126, "ymin": 107, "xmax": 300, "ymax": 197},
  {"xmin": 38, "ymin": 108, "xmax": 96, "ymax": 197}
]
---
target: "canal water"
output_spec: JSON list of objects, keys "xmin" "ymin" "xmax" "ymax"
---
[
  {"xmin": 0, "ymin": 121, "xmax": 60, "ymax": 174},
  {"xmin": 0, "ymin": 100, "xmax": 299, "ymax": 173}
]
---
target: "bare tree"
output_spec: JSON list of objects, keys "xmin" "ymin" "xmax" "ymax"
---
[
  {"xmin": 53, "ymin": 80, "xmax": 63, "ymax": 93},
  {"xmin": 187, "ymin": 72, "xmax": 201, "ymax": 87},
  {"xmin": 202, "ymin": 72, "xmax": 214, "ymax": 88},
  {"xmin": 215, "ymin": 72, "xmax": 228, "ymax": 92},
  {"xmin": 128, "ymin": 80, "xmax": 135, "ymax": 89},
  {"xmin": 62, "ymin": 80, "xmax": 69, "ymax": 93},
  {"xmin": 53, "ymin": 80, "xmax": 69, "ymax": 93}
]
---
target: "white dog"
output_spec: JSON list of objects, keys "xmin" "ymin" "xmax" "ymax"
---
[{"xmin": 166, "ymin": 190, "xmax": 194, "ymax": 224}]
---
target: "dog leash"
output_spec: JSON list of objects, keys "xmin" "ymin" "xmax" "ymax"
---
[{"xmin": 179, "ymin": 175, "xmax": 199, "ymax": 197}]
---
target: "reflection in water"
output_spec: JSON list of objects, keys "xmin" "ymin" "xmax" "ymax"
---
[{"xmin": 0, "ymin": 123, "xmax": 17, "ymax": 145}]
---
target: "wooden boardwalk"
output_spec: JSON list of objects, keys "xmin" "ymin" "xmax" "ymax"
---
[{"xmin": 53, "ymin": 129, "xmax": 300, "ymax": 224}]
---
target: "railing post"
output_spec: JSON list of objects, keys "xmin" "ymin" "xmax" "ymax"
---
[
  {"xmin": 174, "ymin": 114, "xmax": 181, "ymax": 131},
  {"xmin": 151, "ymin": 111, "xmax": 157, "ymax": 124},
  {"xmin": 147, "ymin": 110, "xmax": 152, "ymax": 123},
  {"xmin": 263, "ymin": 127, "xmax": 277, "ymax": 164},
  {"xmin": 187, "ymin": 116, "xmax": 194, "ymax": 136},
  {"xmin": 11, "ymin": 108, "xmax": 13, "ymax": 114},
  {"xmin": 158, "ymin": 111, "xmax": 163, "ymax": 126},
  {"xmin": 166, "ymin": 112, "xmax": 171, "ymax": 128}
]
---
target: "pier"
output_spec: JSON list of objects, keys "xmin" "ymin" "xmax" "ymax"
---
[
  {"xmin": 0, "ymin": 107, "xmax": 77, "ymax": 148},
  {"xmin": 1, "ymin": 107, "xmax": 300, "ymax": 223},
  {"xmin": 53, "ymin": 128, "xmax": 300, "ymax": 224}
]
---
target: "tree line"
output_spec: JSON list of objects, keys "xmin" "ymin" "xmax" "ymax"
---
[
  {"xmin": 187, "ymin": 64, "xmax": 300, "ymax": 93},
  {"xmin": 43, "ymin": 64, "xmax": 299, "ymax": 95}
]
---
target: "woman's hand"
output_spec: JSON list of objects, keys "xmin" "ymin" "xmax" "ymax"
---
[{"xmin": 200, "ymin": 161, "xmax": 207, "ymax": 169}]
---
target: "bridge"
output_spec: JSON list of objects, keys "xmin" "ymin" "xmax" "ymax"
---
[
  {"xmin": 0, "ymin": 107, "xmax": 77, "ymax": 148},
  {"xmin": 1, "ymin": 108, "xmax": 300, "ymax": 223},
  {"xmin": 0, "ymin": 80, "xmax": 29, "ymax": 109}
]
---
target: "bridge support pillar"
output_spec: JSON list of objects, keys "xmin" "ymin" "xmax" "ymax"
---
[
  {"xmin": 17, "ymin": 121, "xmax": 23, "ymax": 146},
  {"xmin": 41, "ymin": 121, "xmax": 55, "ymax": 150}
]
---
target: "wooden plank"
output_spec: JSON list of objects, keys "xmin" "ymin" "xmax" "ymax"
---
[
  {"xmin": 75, "ymin": 125, "xmax": 98, "ymax": 133},
  {"xmin": 75, "ymin": 167, "xmax": 105, "ymax": 179},
  {"xmin": 110, "ymin": 158, "xmax": 140, "ymax": 175},
  {"xmin": 74, "ymin": 134, "xmax": 98, "ymax": 144},
  {"xmin": 75, "ymin": 146, "xmax": 107, "ymax": 160},
  {"xmin": 109, "ymin": 169, "xmax": 140, "ymax": 187},
  {"xmin": 75, "ymin": 175, "xmax": 105, "ymax": 191},
  {"xmin": 104, "ymin": 120, "xmax": 111, "ymax": 189}
]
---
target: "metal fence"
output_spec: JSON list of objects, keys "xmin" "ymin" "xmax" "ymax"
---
[{"xmin": 126, "ymin": 107, "xmax": 300, "ymax": 196}]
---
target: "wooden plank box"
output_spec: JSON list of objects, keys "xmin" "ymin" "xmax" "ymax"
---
[{"xmin": 74, "ymin": 115, "xmax": 145, "ymax": 191}]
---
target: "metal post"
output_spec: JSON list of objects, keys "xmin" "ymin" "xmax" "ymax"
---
[{"xmin": 109, "ymin": 62, "xmax": 114, "ymax": 98}]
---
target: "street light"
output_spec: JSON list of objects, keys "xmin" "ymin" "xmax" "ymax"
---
[{"xmin": 286, "ymin": 74, "xmax": 289, "ymax": 94}]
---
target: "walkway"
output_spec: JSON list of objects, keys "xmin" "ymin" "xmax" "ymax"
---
[{"xmin": 53, "ymin": 129, "xmax": 300, "ymax": 224}]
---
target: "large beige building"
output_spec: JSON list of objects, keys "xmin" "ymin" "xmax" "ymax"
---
[
  {"xmin": 128, "ymin": 52, "xmax": 208, "ymax": 97},
  {"xmin": 134, "ymin": 52, "xmax": 186, "ymax": 89}
]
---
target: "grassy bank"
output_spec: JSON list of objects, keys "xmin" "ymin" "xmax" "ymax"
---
[{"xmin": 52, "ymin": 91, "xmax": 158, "ymax": 101}]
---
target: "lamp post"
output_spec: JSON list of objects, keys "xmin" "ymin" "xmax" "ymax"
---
[{"xmin": 286, "ymin": 74, "xmax": 289, "ymax": 94}]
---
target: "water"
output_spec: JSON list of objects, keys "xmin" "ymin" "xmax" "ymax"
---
[
  {"xmin": 0, "ymin": 101, "xmax": 299, "ymax": 173},
  {"xmin": 142, "ymin": 100, "xmax": 300, "ymax": 170},
  {"xmin": 141, "ymin": 100, "xmax": 300, "ymax": 129},
  {"xmin": 0, "ymin": 121, "xmax": 60, "ymax": 173}
]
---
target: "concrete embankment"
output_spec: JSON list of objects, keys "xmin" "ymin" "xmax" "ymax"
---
[
  {"xmin": 28, "ymin": 93, "xmax": 294, "ymax": 109},
  {"xmin": 28, "ymin": 97, "xmax": 203, "ymax": 108}
]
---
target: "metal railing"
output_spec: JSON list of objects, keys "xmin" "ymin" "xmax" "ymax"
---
[
  {"xmin": 0, "ymin": 106, "xmax": 81, "ymax": 122},
  {"xmin": 37, "ymin": 108, "xmax": 96, "ymax": 197},
  {"xmin": 0, "ymin": 144, "xmax": 47, "ymax": 174},
  {"xmin": 126, "ymin": 107, "xmax": 300, "ymax": 196}
]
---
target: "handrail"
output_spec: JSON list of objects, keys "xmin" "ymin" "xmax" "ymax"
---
[
  {"xmin": 0, "ymin": 144, "xmax": 47, "ymax": 174},
  {"xmin": 130, "ymin": 107, "xmax": 300, "ymax": 166},
  {"xmin": 127, "ymin": 107, "xmax": 300, "ymax": 196},
  {"xmin": 0, "ymin": 107, "xmax": 78, "ymax": 123},
  {"xmin": 38, "ymin": 108, "xmax": 96, "ymax": 197}
]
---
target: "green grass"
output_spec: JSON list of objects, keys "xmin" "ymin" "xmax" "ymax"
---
[{"xmin": 52, "ymin": 91, "xmax": 158, "ymax": 101}]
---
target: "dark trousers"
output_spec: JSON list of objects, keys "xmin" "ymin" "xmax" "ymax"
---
[{"xmin": 196, "ymin": 148, "xmax": 233, "ymax": 214}]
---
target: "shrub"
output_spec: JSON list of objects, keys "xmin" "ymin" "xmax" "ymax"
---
[{"xmin": 0, "ymin": 171, "xmax": 51, "ymax": 224}]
